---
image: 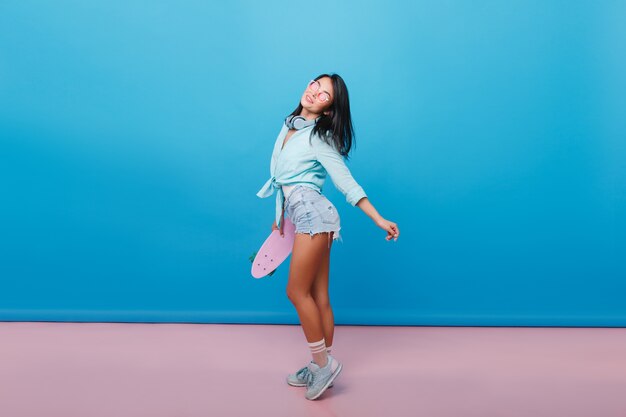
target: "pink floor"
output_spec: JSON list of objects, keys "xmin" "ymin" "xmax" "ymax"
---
[{"xmin": 0, "ymin": 322, "xmax": 625, "ymax": 417}]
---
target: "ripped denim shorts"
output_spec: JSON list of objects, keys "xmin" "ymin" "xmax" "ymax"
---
[{"xmin": 283, "ymin": 184, "xmax": 343, "ymax": 248}]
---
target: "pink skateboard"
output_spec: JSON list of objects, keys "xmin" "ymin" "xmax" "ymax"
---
[{"xmin": 251, "ymin": 217, "xmax": 296, "ymax": 278}]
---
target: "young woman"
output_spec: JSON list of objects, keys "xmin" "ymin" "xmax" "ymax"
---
[{"xmin": 256, "ymin": 73, "xmax": 400, "ymax": 400}]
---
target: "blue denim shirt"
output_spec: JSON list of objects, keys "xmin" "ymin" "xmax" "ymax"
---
[{"xmin": 257, "ymin": 122, "xmax": 367, "ymax": 230}]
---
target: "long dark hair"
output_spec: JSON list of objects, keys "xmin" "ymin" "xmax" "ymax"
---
[{"xmin": 287, "ymin": 73, "xmax": 356, "ymax": 160}]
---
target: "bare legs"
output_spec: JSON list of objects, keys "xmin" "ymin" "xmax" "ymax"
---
[
  {"xmin": 286, "ymin": 231, "xmax": 335, "ymax": 365},
  {"xmin": 311, "ymin": 233, "xmax": 334, "ymax": 348}
]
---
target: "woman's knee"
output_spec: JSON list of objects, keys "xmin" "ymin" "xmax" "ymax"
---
[
  {"xmin": 286, "ymin": 286, "xmax": 308, "ymax": 303},
  {"xmin": 313, "ymin": 295, "xmax": 331, "ymax": 310}
]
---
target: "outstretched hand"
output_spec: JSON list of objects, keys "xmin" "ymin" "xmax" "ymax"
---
[{"xmin": 376, "ymin": 218, "xmax": 400, "ymax": 242}]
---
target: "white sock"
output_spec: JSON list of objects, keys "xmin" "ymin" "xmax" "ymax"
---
[{"xmin": 308, "ymin": 338, "xmax": 328, "ymax": 367}]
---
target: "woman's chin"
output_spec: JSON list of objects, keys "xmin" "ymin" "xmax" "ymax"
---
[{"xmin": 301, "ymin": 102, "xmax": 317, "ymax": 113}]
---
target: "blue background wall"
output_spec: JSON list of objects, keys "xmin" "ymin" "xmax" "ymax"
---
[{"xmin": 1, "ymin": 1, "xmax": 624, "ymax": 326}]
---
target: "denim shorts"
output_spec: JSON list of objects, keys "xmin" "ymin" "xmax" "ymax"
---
[{"xmin": 283, "ymin": 184, "xmax": 343, "ymax": 248}]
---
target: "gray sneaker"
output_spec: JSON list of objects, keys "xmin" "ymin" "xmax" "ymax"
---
[
  {"xmin": 287, "ymin": 361, "xmax": 334, "ymax": 388},
  {"xmin": 304, "ymin": 355, "xmax": 342, "ymax": 400}
]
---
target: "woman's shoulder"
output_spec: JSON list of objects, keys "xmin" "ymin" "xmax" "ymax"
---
[
  {"xmin": 309, "ymin": 130, "xmax": 341, "ymax": 153},
  {"xmin": 309, "ymin": 129, "xmax": 331, "ymax": 145}
]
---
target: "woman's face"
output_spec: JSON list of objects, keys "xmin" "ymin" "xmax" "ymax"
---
[{"xmin": 300, "ymin": 77, "xmax": 334, "ymax": 116}]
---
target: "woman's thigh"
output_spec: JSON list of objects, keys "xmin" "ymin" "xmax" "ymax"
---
[
  {"xmin": 286, "ymin": 232, "xmax": 331, "ymax": 298},
  {"xmin": 311, "ymin": 233, "xmax": 332, "ymax": 304}
]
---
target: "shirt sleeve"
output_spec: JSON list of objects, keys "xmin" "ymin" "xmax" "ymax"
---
[{"xmin": 311, "ymin": 134, "xmax": 367, "ymax": 206}]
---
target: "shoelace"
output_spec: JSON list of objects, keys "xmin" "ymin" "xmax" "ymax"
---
[
  {"xmin": 305, "ymin": 369, "xmax": 315, "ymax": 386},
  {"xmin": 296, "ymin": 366, "xmax": 310, "ymax": 380}
]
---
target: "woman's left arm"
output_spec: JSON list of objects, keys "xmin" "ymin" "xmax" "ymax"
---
[
  {"xmin": 356, "ymin": 197, "xmax": 400, "ymax": 242},
  {"xmin": 312, "ymin": 136, "xmax": 400, "ymax": 242}
]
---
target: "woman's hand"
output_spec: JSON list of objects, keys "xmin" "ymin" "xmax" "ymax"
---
[
  {"xmin": 376, "ymin": 217, "xmax": 400, "ymax": 241},
  {"xmin": 356, "ymin": 198, "xmax": 399, "ymax": 241},
  {"xmin": 272, "ymin": 220, "xmax": 283, "ymax": 237}
]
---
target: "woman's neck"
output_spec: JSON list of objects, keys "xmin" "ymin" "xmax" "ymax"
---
[{"xmin": 300, "ymin": 108, "xmax": 321, "ymax": 120}]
